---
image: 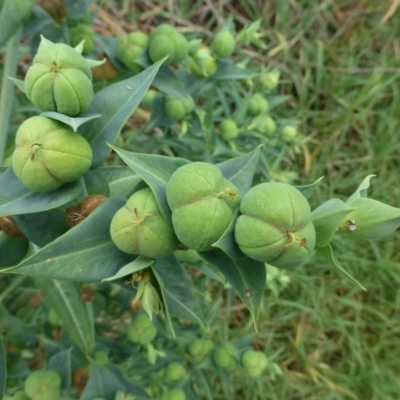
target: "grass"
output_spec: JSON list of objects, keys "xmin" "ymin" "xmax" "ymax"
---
[{"xmin": 119, "ymin": 1, "xmax": 400, "ymax": 399}]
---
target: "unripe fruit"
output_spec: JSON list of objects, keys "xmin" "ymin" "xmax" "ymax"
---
[
  {"xmin": 165, "ymin": 94, "xmax": 194, "ymax": 120},
  {"xmin": 281, "ymin": 125, "xmax": 297, "ymax": 141},
  {"xmin": 189, "ymin": 47, "xmax": 217, "ymax": 77},
  {"xmin": 110, "ymin": 189, "xmax": 178, "ymax": 258},
  {"xmin": 187, "ymin": 339, "xmax": 214, "ymax": 364},
  {"xmin": 250, "ymin": 115, "xmax": 277, "ymax": 137},
  {"xmin": 161, "ymin": 388, "xmax": 186, "ymax": 400},
  {"xmin": 24, "ymin": 370, "xmax": 61, "ymax": 400},
  {"xmin": 116, "ymin": 32, "xmax": 149, "ymax": 72},
  {"xmin": 12, "ymin": 116, "xmax": 92, "ymax": 192},
  {"xmin": 241, "ymin": 350, "xmax": 268, "ymax": 378},
  {"xmin": 213, "ymin": 343, "xmax": 237, "ymax": 370},
  {"xmin": 212, "ymin": 30, "xmax": 235, "ymax": 58},
  {"xmin": 219, "ymin": 119, "xmax": 239, "ymax": 141},
  {"xmin": 25, "ymin": 43, "xmax": 93, "ymax": 116},
  {"xmin": 247, "ymin": 94, "xmax": 269, "ymax": 116},
  {"xmin": 149, "ymin": 24, "xmax": 189, "ymax": 66},
  {"xmin": 70, "ymin": 24, "xmax": 95, "ymax": 54},
  {"xmin": 164, "ymin": 362, "xmax": 187, "ymax": 383},
  {"xmin": 127, "ymin": 313, "xmax": 157, "ymax": 345},
  {"xmin": 141, "ymin": 89, "xmax": 158, "ymax": 108},
  {"xmin": 235, "ymin": 182, "xmax": 316, "ymax": 268},
  {"xmin": 260, "ymin": 70, "xmax": 280, "ymax": 91},
  {"xmin": 166, "ymin": 162, "xmax": 241, "ymax": 251}
]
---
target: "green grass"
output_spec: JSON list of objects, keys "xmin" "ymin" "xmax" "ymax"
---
[{"xmin": 125, "ymin": 1, "xmax": 400, "ymax": 398}]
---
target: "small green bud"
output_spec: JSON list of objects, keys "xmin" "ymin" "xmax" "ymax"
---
[
  {"xmin": 241, "ymin": 350, "xmax": 269, "ymax": 378},
  {"xmin": 281, "ymin": 125, "xmax": 297, "ymax": 141},
  {"xmin": 213, "ymin": 343, "xmax": 237, "ymax": 370},
  {"xmin": 219, "ymin": 119, "xmax": 239, "ymax": 141},
  {"xmin": 174, "ymin": 249, "xmax": 201, "ymax": 263},
  {"xmin": 247, "ymin": 94, "xmax": 269, "ymax": 116},
  {"xmin": 188, "ymin": 47, "xmax": 217, "ymax": 77},
  {"xmin": 260, "ymin": 70, "xmax": 280, "ymax": 91},
  {"xmin": 70, "ymin": 24, "xmax": 95, "ymax": 54},
  {"xmin": 164, "ymin": 362, "xmax": 187, "ymax": 383},
  {"xmin": 212, "ymin": 30, "xmax": 235, "ymax": 58},
  {"xmin": 116, "ymin": 31, "xmax": 149, "ymax": 72},
  {"xmin": 187, "ymin": 339, "xmax": 214, "ymax": 364},
  {"xmin": 249, "ymin": 115, "xmax": 277, "ymax": 136},
  {"xmin": 127, "ymin": 313, "xmax": 157, "ymax": 345},
  {"xmin": 141, "ymin": 89, "xmax": 158, "ymax": 108}
]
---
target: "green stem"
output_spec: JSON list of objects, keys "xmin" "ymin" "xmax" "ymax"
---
[
  {"xmin": 0, "ymin": 275, "xmax": 26, "ymax": 304},
  {"xmin": 0, "ymin": 27, "xmax": 22, "ymax": 165}
]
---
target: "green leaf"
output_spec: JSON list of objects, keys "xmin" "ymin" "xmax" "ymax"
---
[
  {"xmin": 200, "ymin": 249, "xmax": 265, "ymax": 326},
  {"xmin": 347, "ymin": 175, "xmax": 376, "ymax": 202},
  {"xmin": 0, "ymin": 334, "xmax": 5, "ymax": 398},
  {"xmin": 14, "ymin": 208, "xmax": 69, "ymax": 247},
  {"xmin": 341, "ymin": 197, "xmax": 400, "ymax": 240},
  {"xmin": 212, "ymin": 60, "xmax": 256, "ymax": 80},
  {"xmin": 0, "ymin": 232, "xmax": 29, "ymax": 267},
  {"xmin": 310, "ymin": 198, "xmax": 355, "ymax": 247},
  {"xmin": 79, "ymin": 60, "xmax": 164, "ymax": 168},
  {"xmin": 212, "ymin": 209, "xmax": 247, "ymax": 260},
  {"xmin": 47, "ymin": 347, "xmax": 72, "ymax": 389},
  {"xmin": 34, "ymin": 278, "xmax": 95, "ymax": 354},
  {"xmin": 109, "ymin": 146, "xmax": 190, "ymax": 222},
  {"xmin": 315, "ymin": 244, "xmax": 366, "ymax": 291},
  {"xmin": 152, "ymin": 255, "xmax": 207, "ymax": 327},
  {"xmin": 80, "ymin": 361, "xmax": 125, "ymax": 400},
  {"xmin": 153, "ymin": 67, "xmax": 188, "ymax": 100},
  {"xmin": 40, "ymin": 112, "xmax": 101, "ymax": 132},
  {"xmin": 216, "ymin": 146, "xmax": 261, "ymax": 195},
  {"xmin": 8, "ymin": 76, "xmax": 25, "ymax": 92},
  {"xmin": 295, "ymin": 177, "xmax": 324, "ymax": 199},
  {"xmin": 83, "ymin": 169, "xmax": 110, "ymax": 197},
  {"xmin": 96, "ymin": 167, "xmax": 142, "ymax": 198},
  {"xmin": 0, "ymin": 0, "xmax": 34, "ymax": 47},
  {"xmin": 102, "ymin": 256, "xmax": 154, "ymax": 282},
  {"xmin": 3, "ymin": 198, "xmax": 132, "ymax": 281},
  {"xmin": 85, "ymin": 57, "xmax": 106, "ymax": 69},
  {"xmin": 0, "ymin": 167, "xmax": 83, "ymax": 217}
]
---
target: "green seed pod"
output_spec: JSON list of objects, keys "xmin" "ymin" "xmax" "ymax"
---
[
  {"xmin": 172, "ymin": 32, "xmax": 189, "ymax": 64},
  {"xmin": 250, "ymin": 115, "xmax": 277, "ymax": 137},
  {"xmin": 281, "ymin": 125, "xmax": 297, "ymax": 142},
  {"xmin": 127, "ymin": 313, "xmax": 157, "ymax": 345},
  {"xmin": 24, "ymin": 370, "xmax": 61, "ymax": 400},
  {"xmin": 164, "ymin": 362, "xmax": 187, "ymax": 383},
  {"xmin": 116, "ymin": 31, "xmax": 149, "ymax": 72},
  {"xmin": 188, "ymin": 47, "xmax": 217, "ymax": 77},
  {"xmin": 247, "ymin": 93, "xmax": 269, "ymax": 116},
  {"xmin": 235, "ymin": 182, "xmax": 316, "ymax": 268},
  {"xmin": 110, "ymin": 188, "xmax": 178, "ymax": 258},
  {"xmin": 213, "ymin": 343, "xmax": 237, "ymax": 370},
  {"xmin": 187, "ymin": 339, "xmax": 214, "ymax": 364},
  {"xmin": 160, "ymin": 388, "xmax": 186, "ymax": 400},
  {"xmin": 212, "ymin": 30, "xmax": 235, "ymax": 58},
  {"xmin": 25, "ymin": 42, "xmax": 93, "ymax": 116},
  {"xmin": 70, "ymin": 24, "xmax": 95, "ymax": 54},
  {"xmin": 165, "ymin": 94, "xmax": 194, "ymax": 120},
  {"xmin": 241, "ymin": 350, "xmax": 269, "ymax": 378},
  {"xmin": 219, "ymin": 119, "xmax": 239, "ymax": 141},
  {"xmin": 141, "ymin": 89, "xmax": 158, "ymax": 108},
  {"xmin": 166, "ymin": 162, "xmax": 240, "ymax": 251},
  {"xmin": 12, "ymin": 116, "xmax": 92, "ymax": 192},
  {"xmin": 260, "ymin": 70, "xmax": 280, "ymax": 91}
]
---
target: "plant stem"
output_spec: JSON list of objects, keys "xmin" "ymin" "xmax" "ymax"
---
[
  {"xmin": 0, "ymin": 27, "xmax": 22, "ymax": 165},
  {"xmin": 0, "ymin": 275, "xmax": 26, "ymax": 305}
]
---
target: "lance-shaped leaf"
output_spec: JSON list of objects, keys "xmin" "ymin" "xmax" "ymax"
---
[
  {"xmin": 295, "ymin": 176, "xmax": 324, "ymax": 199},
  {"xmin": 152, "ymin": 255, "xmax": 207, "ymax": 328},
  {"xmin": 34, "ymin": 278, "xmax": 95, "ymax": 355},
  {"xmin": 0, "ymin": 233, "xmax": 29, "ymax": 267},
  {"xmin": 97, "ymin": 166, "xmax": 142, "ymax": 198},
  {"xmin": 347, "ymin": 175, "xmax": 376, "ymax": 202},
  {"xmin": 0, "ymin": 334, "xmax": 5, "ymax": 399},
  {"xmin": 311, "ymin": 198, "xmax": 355, "ymax": 247},
  {"xmin": 79, "ymin": 60, "xmax": 164, "ymax": 168},
  {"xmin": 40, "ymin": 111, "xmax": 101, "ymax": 132},
  {"xmin": 102, "ymin": 256, "xmax": 154, "ymax": 282},
  {"xmin": 216, "ymin": 146, "xmax": 261, "ymax": 195},
  {"xmin": 47, "ymin": 347, "xmax": 73, "ymax": 389},
  {"xmin": 8, "ymin": 77, "xmax": 25, "ymax": 92},
  {"xmin": 200, "ymin": 249, "xmax": 265, "ymax": 327},
  {"xmin": 0, "ymin": 167, "xmax": 83, "ymax": 217},
  {"xmin": 109, "ymin": 146, "xmax": 190, "ymax": 222},
  {"xmin": 315, "ymin": 244, "xmax": 366, "ymax": 291},
  {"xmin": 3, "ymin": 198, "xmax": 132, "ymax": 281},
  {"xmin": 340, "ymin": 197, "xmax": 400, "ymax": 240},
  {"xmin": 153, "ymin": 66, "xmax": 188, "ymax": 100}
]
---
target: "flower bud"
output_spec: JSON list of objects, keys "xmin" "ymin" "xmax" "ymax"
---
[{"xmin": 164, "ymin": 94, "xmax": 194, "ymax": 120}]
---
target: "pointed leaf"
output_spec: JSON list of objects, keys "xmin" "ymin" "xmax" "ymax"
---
[
  {"xmin": 153, "ymin": 66, "xmax": 188, "ymax": 100},
  {"xmin": 80, "ymin": 361, "xmax": 126, "ymax": 400},
  {"xmin": 102, "ymin": 256, "xmax": 153, "ymax": 282},
  {"xmin": 40, "ymin": 112, "xmax": 101, "ymax": 132},
  {"xmin": 0, "ymin": 167, "xmax": 83, "ymax": 217},
  {"xmin": 79, "ymin": 60, "xmax": 164, "ymax": 167},
  {"xmin": 0, "ymin": 232, "xmax": 29, "ymax": 267},
  {"xmin": 0, "ymin": 335, "xmax": 5, "ymax": 398},
  {"xmin": 34, "ymin": 278, "xmax": 95, "ymax": 354},
  {"xmin": 3, "ymin": 198, "xmax": 132, "ymax": 281},
  {"xmin": 85, "ymin": 57, "xmax": 106, "ymax": 69},
  {"xmin": 212, "ymin": 60, "xmax": 256, "ymax": 80},
  {"xmin": 310, "ymin": 198, "xmax": 355, "ymax": 247},
  {"xmin": 212, "ymin": 209, "xmax": 247, "ymax": 260},
  {"xmin": 216, "ymin": 146, "xmax": 261, "ymax": 195},
  {"xmin": 152, "ymin": 255, "xmax": 207, "ymax": 327},
  {"xmin": 47, "ymin": 347, "xmax": 73, "ymax": 389},
  {"xmin": 315, "ymin": 244, "xmax": 366, "ymax": 290},
  {"xmin": 109, "ymin": 146, "xmax": 190, "ymax": 222},
  {"xmin": 347, "ymin": 175, "xmax": 376, "ymax": 202},
  {"xmin": 8, "ymin": 76, "xmax": 25, "ymax": 92},
  {"xmin": 295, "ymin": 176, "xmax": 324, "ymax": 199},
  {"xmin": 96, "ymin": 166, "xmax": 142, "ymax": 198},
  {"xmin": 200, "ymin": 249, "xmax": 265, "ymax": 326}
]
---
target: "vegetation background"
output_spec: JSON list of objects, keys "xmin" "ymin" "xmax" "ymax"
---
[{"xmin": 2, "ymin": 0, "xmax": 400, "ymax": 399}]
